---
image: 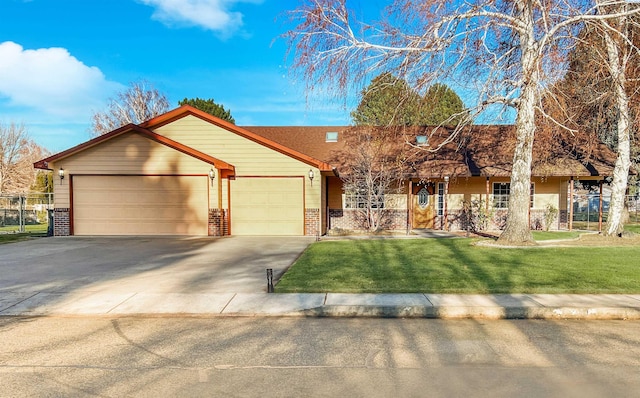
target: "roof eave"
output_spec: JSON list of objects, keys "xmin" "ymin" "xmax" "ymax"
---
[
  {"xmin": 33, "ymin": 123, "xmax": 236, "ymax": 173},
  {"xmin": 141, "ymin": 105, "xmax": 337, "ymax": 171},
  {"xmin": 33, "ymin": 123, "xmax": 138, "ymax": 170}
]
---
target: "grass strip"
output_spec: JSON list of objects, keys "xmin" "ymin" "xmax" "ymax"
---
[
  {"xmin": 276, "ymin": 238, "xmax": 640, "ymax": 294},
  {"xmin": 531, "ymin": 231, "xmax": 581, "ymax": 241},
  {"xmin": 0, "ymin": 232, "xmax": 47, "ymax": 244}
]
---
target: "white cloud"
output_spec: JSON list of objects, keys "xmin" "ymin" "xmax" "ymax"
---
[
  {"xmin": 138, "ymin": 0, "xmax": 262, "ymax": 37},
  {"xmin": 0, "ymin": 41, "xmax": 122, "ymax": 118}
]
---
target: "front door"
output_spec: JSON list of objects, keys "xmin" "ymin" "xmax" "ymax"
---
[{"xmin": 412, "ymin": 186, "xmax": 435, "ymax": 229}]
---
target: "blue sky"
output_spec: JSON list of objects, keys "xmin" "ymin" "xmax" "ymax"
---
[{"xmin": 1, "ymin": 0, "xmax": 379, "ymax": 152}]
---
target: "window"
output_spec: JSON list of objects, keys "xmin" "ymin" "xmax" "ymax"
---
[
  {"xmin": 437, "ymin": 182, "xmax": 445, "ymax": 216},
  {"xmin": 492, "ymin": 183, "xmax": 534, "ymax": 209},
  {"xmin": 493, "ymin": 183, "xmax": 510, "ymax": 209},
  {"xmin": 416, "ymin": 135, "xmax": 429, "ymax": 146},
  {"xmin": 326, "ymin": 132, "xmax": 338, "ymax": 142},
  {"xmin": 345, "ymin": 189, "xmax": 384, "ymax": 209},
  {"xmin": 530, "ymin": 183, "xmax": 535, "ymax": 208},
  {"xmin": 418, "ymin": 187, "xmax": 429, "ymax": 208}
]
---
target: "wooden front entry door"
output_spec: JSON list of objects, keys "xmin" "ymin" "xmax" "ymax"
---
[{"xmin": 412, "ymin": 186, "xmax": 435, "ymax": 229}]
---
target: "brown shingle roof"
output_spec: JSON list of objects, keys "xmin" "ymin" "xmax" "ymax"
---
[
  {"xmin": 240, "ymin": 126, "xmax": 349, "ymax": 165},
  {"xmin": 243, "ymin": 125, "xmax": 619, "ymax": 178}
]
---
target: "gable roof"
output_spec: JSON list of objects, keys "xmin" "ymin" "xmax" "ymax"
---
[
  {"xmin": 34, "ymin": 105, "xmax": 335, "ymax": 173},
  {"xmin": 33, "ymin": 123, "xmax": 235, "ymax": 174},
  {"xmin": 34, "ymin": 105, "xmax": 619, "ymax": 179},
  {"xmin": 140, "ymin": 106, "xmax": 335, "ymax": 172}
]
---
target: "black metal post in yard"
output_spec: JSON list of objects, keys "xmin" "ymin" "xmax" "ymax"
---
[
  {"xmin": 266, "ymin": 268, "xmax": 274, "ymax": 293},
  {"xmin": 19, "ymin": 196, "xmax": 25, "ymax": 233}
]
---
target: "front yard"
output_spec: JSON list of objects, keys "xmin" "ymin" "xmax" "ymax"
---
[{"xmin": 276, "ymin": 234, "xmax": 640, "ymax": 294}]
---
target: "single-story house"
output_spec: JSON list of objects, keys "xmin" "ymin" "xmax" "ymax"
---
[{"xmin": 35, "ymin": 105, "xmax": 618, "ymax": 236}]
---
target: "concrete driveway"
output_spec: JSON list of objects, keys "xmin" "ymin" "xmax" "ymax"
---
[{"xmin": 0, "ymin": 236, "xmax": 313, "ymax": 296}]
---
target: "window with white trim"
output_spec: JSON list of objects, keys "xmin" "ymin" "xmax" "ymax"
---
[
  {"xmin": 437, "ymin": 182, "xmax": 445, "ymax": 216},
  {"xmin": 492, "ymin": 183, "xmax": 534, "ymax": 209},
  {"xmin": 345, "ymin": 189, "xmax": 385, "ymax": 209}
]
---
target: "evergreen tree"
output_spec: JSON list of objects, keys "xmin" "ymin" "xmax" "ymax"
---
[
  {"xmin": 179, "ymin": 97, "xmax": 235, "ymax": 124},
  {"xmin": 421, "ymin": 83, "xmax": 469, "ymax": 126},
  {"xmin": 351, "ymin": 73, "xmax": 422, "ymax": 126},
  {"xmin": 351, "ymin": 73, "xmax": 467, "ymax": 126}
]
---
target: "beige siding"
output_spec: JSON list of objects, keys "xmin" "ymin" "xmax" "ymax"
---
[
  {"xmin": 221, "ymin": 178, "xmax": 229, "ymax": 209},
  {"xmin": 448, "ymin": 178, "xmax": 492, "ymax": 210},
  {"xmin": 445, "ymin": 177, "xmax": 563, "ymax": 211},
  {"xmin": 154, "ymin": 116, "xmax": 321, "ymax": 209},
  {"xmin": 51, "ymin": 172, "xmax": 70, "ymax": 208},
  {"xmin": 532, "ymin": 177, "xmax": 563, "ymax": 210},
  {"xmin": 320, "ymin": 173, "xmax": 327, "ymax": 233},
  {"xmin": 55, "ymin": 132, "xmax": 214, "ymax": 174}
]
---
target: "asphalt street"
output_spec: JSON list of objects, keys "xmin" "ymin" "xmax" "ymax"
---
[{"xmin": 1, "ymin": 317, "xmax": 639, "ymax": 397}]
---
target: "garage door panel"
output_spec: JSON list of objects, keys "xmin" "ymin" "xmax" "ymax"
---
[
  {"xmin": 231, "ymin": 177, "xmax": 304, "ymax": 236},
  {"xmin": 73, "ymin": 176, "xmax": 208, "ymax": 235}
]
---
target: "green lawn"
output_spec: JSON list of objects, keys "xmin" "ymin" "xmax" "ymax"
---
[
  {"xmin": 0, "ymin": 224, "xmax": 48, "ymax": 234},
  {"xmin": 531, "ymin": 231, "xmax": 581, "ymax": 241},
  {"xmin": 276, "ymin": 238, "xmax": 640, "ymax": 294},
  {"xmin": 0, "ymin": 231, "xmax": 47, "ymax": 244},
  {"xmin": 625, "ymin": 224, "xmax": 640, "ymax": 234}
]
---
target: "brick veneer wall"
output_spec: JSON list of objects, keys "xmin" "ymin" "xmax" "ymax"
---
[
  {"xmin": 208, "ymin": 209, "xmax": 229, "ymax": 236},
  {"xmin": 446, "ymin": 208, "xmax": 560, "ymax": 232},
  {"xmin": 53, "ymin": 208, "xmax": 70, "ymax": 236},
  {"xmin": 305, "ymin": 208, "xmax": 320, "ymax": 236},
  {"xmin": 328, "ymin": 209, "xmax": 408, "ymax": 231}
]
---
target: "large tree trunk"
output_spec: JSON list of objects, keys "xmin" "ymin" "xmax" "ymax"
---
[
  {"xmin": 497, "ymin": 88, "xmax": 536, "ymax": 245},
  {"xmin": 497, "ymin": 2, "xmax": 536, "ymax": 246},
  {"xmin": 602, "ymin": 20, "xmax": 631, "ymax": 237}
]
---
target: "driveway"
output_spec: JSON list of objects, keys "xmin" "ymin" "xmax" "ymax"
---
[{"xmin": 0, "ymin": 236, "xmax": 314, "ymax": 296}]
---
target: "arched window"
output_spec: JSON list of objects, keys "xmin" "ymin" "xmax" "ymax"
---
[{"xmin": 418, "ymin": 187, "xmax": 429, "ymax": 208}]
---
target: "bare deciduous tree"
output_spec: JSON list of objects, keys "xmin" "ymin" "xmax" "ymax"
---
[
  {"xmin": 330, "ymin": 127, "xmax": 404, "ymax": 231},
  {"xmin": 91, "ymin": 80, "xmax": 170, "ymax": 136},
  {"xmin": 286, "ymin": 0, "xmax": 640, "ymax": 245},
  {"xmin": 542, "ymin": 2, "xmax": 640, "ymax": 237},
  {"xmin": 0, "ymin": 122, "xmax": 48, "ymax": 194},
  {"xmin": 596, "ymin": 0, "xmax": 638, "ymax": 236}
]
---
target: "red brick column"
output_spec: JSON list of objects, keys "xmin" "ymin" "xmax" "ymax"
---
[
  {"xmin": 305, "ymin": 208, "xmax": 320, "ymax": 236},
  {"xmin": 53, "ymin": 208, "xmax": 70, "ymax": 236},
  {"xmin": 208, "ymin": 209, "xmax": 229, "ymax": 236}
]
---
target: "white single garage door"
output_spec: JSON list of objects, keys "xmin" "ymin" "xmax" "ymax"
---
[
  {"xmin": 73, "ymin": 175, "xmax": 208, "ymax": 235},
  {"xmin": 231, "ymin": 177, "xmax": 304, "ymax": 235}
]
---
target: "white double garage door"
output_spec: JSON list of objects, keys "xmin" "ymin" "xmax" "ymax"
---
[{"xmin": 73, "ymin": 176, "xmax": 304, "ymax": 236}]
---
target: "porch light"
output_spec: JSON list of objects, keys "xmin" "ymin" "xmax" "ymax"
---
[
  {"xmin": 308, "ymin": 169, "xmax": 315, "ymax": 185},
  {"xmin": 58, "ymin": 168, "xmax": 64, "ymax": 183},
  {"xmin": 209, "ymin": 168, "xmax": 216, "ymax": 187}
]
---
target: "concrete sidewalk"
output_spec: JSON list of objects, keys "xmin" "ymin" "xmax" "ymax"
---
[{"xmin": 2, "ymin": 291, "xmax": 640, "ymax": 320}]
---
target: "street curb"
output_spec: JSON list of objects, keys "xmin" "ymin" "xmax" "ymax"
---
[
  {"xmin": 294, "ymin": 305, "xmax": 640, "ymax": 320},
  {"xmin": 3, "ymin": 291, "xmax": 640, "ymax": 319},
  {"xmin": 2, "ymin": 307, "xmax": 640, "ymax": 319}
]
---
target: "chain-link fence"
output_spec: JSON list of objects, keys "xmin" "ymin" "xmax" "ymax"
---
[
  {"xmin": 0, "ymin": 193, "xmax": 53, "ymax": 235},
  {"xmin": 571, "ymin": 193, "xmax": 639, "ymax": 230}
]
